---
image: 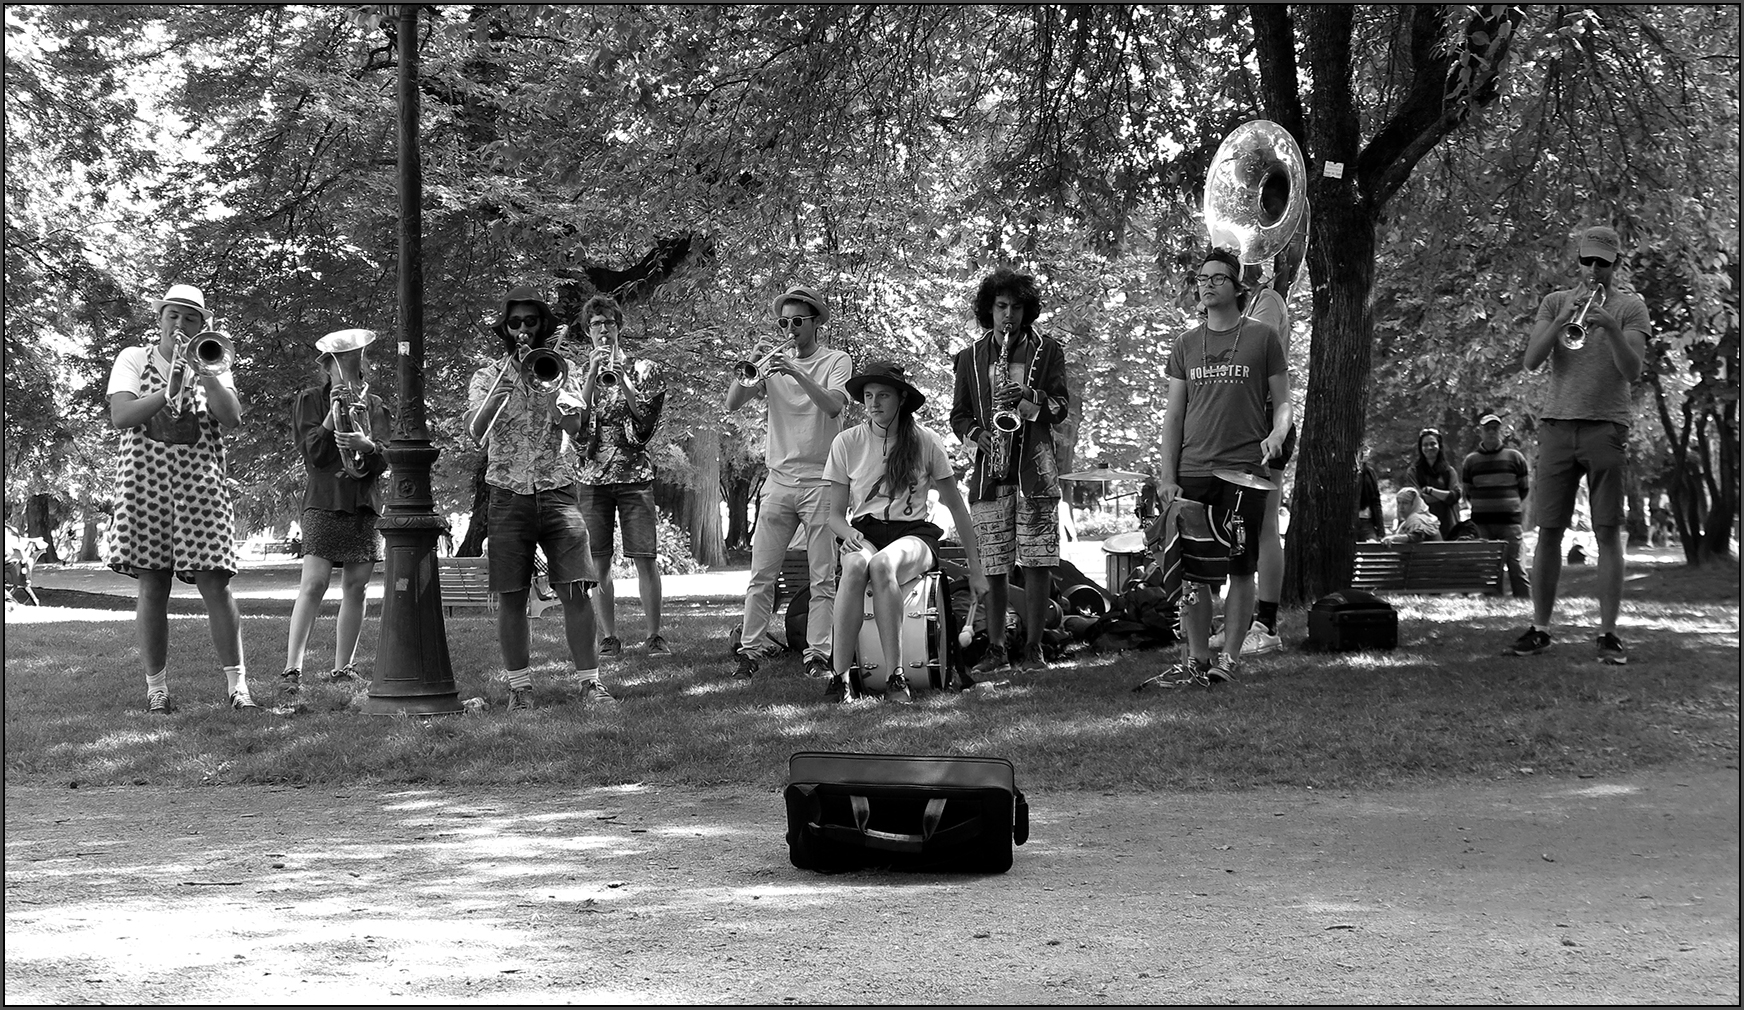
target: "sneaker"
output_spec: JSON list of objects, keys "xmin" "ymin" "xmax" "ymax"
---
[
  {"xmin": 146, "ymin": 688, "xmax": 176, "ymax": 714},
  {"xmin": 1244, "ymin": 626, "xmax": 1284, "ymax": 656},
  {"xmin": 1015, "ymin": 648, "xmax": 1050, "ymax": 674},
  {"xmin": 970, "ymin": 644, "xmax": 1011, "ymax": 677},
  {"xmin": 1596, "ymin": 633, "xmax": 1628, "ymax": 666},
  {"xmin": 884, "ymin": 671, "xmax": 914, "ymax": 704},
  {"xmin": 598, "ymin": 636, "xmax": 623, "ymax": 657},
  {"xmin": 1207, "ymin": 654, "xmax": 1239, "ymax": 684},
  {"xmin": 230, "ymin": 684, "xmax": 259, "ymax": 710},
  {"xmin": 825, "ymin": 673, "xmax": 857, "ymax": 704},
  {"xmin": 507, "ymin": 685, "xmax": 536, "ymax": 713},
  {"xmin": 277, "ymin": 670, "xmax": 302, "ymax": 705},
  {"xmin": 1133, "ymin": 658, "xmax": 1210, "ymax": 692},
  {"xmin": 325, "ymin": 665, "xmax": 360, "ymax": 684},
  {"xmin": 803, "ymin": 657, "xmax": 832, "ymax": 680},
  {"xmin": 579, "ymin": 680, "xmax": 618, "ymax": 707},
  {"xmin": 1509, "ymin": 625, "xmax": 1552, "ymax": 656},
  {"xmin": 645, "ymin": 635, "xmax": 671, "ymax": 656},
  {"xmin": 733, "ymin": 652, "xmax": 759, "ymax": 679}
]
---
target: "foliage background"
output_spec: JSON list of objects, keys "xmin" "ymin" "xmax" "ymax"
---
[{"xmin": 4, "ymin": 4, "xmax": 1736, "ymax": 579}]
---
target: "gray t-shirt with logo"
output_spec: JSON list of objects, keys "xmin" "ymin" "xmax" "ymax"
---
[{"xmin": 1165, "ymin": 319, "xmax": 1287, "ymax": 477}]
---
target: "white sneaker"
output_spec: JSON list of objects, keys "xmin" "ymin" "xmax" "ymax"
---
[
  {"xmin": 1244, "ymin": 627, "xmax": 1284, "ymax": 655},
  {"xmin": 230, "ymin": 684, "xmax": 259, "ymax": 710}
]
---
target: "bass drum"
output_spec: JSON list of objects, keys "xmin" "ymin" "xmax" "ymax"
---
[{"xmin": 854, "ymin": 571, "xmax": 951, "ymax": 694}]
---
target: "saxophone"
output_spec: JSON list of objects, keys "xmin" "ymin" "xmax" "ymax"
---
[
  {"xmin": 329, "ymin": 363, "xmax": 374, "ymax": 479},
  {"xmin": 986, "ymin": 322, "xmax": 1021, "ymax": 480}
]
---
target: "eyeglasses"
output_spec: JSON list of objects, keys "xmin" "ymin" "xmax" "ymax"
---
[
  {"xmin": 1578, "ymin": 255, "xmax": 1614, "ymax": 268},
  {"xmin": 776, "ymin": 315, "xmax": 817, "ymax": 330},
  {"xmin": 586, "ymin": 319, "xmax": 619, "ymax": 332},
  {"xmin": 505, "ymin": 317, "xmax": 540, "ymax": 331},
  {"xmin": 1195, "ymin": 273, "xmax": 1235, "ymax": 287}
]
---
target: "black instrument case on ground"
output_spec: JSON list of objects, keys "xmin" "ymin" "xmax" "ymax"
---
[
  {"xmin": 1306, "ymin": 588, "xmax": 1399, "ymax": 651},
  {"xmin": 784, "ymin": 751, "xmax": 1028, "ymax": 874}
]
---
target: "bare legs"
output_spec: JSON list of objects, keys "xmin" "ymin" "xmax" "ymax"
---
[
  {"xmin": 832, "ymin": 539, "xmax": 931, "ymax": 678},
  {"xmin": 592, "ymin": 554, "xmax": 663, "ymax": 643},
  {"xmin": 285, "ymin": 556, "xmax": 376, "ymax": 674}
]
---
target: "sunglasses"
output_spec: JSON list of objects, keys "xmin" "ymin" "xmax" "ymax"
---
[
  {"xmin": 1195, "ymin": 273, "xmax": 1236, "ymax": 287},
  {"xmin": 505, "ymin": 317, "xmax": 540, "ymax": 331},
  {"xmin": 776, "ymin": 315, "xmax": 817, "ymax": 330},
  {"xmin": 1578, "ymin": 255, "xmax": 1614, "ymax": 268}
]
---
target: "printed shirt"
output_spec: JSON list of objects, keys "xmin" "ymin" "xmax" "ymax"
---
[
  {"xmin": 468, "ymin": 354, "xmax": 586, "ymax": 494},
  {"xmin": 1164, "ymin": 319, "xmax": 1287, "ymax": 477},
  {"xmin": 823, "ymin": 423, "xmax": 955, "ymax": 523},
  {"xmin": 578, "ymin": 356, "xmax": 666, "ymax": 485}
]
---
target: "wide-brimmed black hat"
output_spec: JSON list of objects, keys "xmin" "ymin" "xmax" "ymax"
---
[
  {"xmin": 846, "ymin": 361, "xmax": 925, "ymax": 412},
  {"xmin": 497, "ymin": 284, "xmax": 558, "ymax": 338}
]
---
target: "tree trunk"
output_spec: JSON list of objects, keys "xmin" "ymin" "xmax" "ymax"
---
[
  {"xmin": 78, "ymin": 497, "xmax": 101, "ymax": 563},
  {"xmin": 684, "ymin": 431, "xmax": 726, "ymax": 568},
  {"xmin": 1283, "ymin": 202, "xmax": 1376, "ymax": 604},
  {"xmin": 459, "ymin": 457, "xmax": 488, "ymax": 556},
  {"xmin": 25, "ymin": 493, "xmax": 63, "ymax": 564},
  {"xmin": 723, "ymin": 469, "xmax": 762, "ymax": 550}
]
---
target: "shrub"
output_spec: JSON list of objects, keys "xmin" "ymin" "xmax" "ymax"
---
[
  {"xmin": 608, "ymin": 511, "xmax": 706, "ymax": 577},
  {"xmin": 1073, "ymin": 509, "xmax": 1141, "ymax": 540}
]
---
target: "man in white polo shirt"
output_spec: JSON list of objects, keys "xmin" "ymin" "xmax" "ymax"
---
[{"xmin": 726, "ymin": 286, "xmax": 853, "ymax": 680}]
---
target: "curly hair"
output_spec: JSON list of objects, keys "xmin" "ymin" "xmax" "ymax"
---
[
  {"xmin": 580, "ymin": 295, "xmax": 624, "ymax": 330},
  {"xmin": 972, "ymin": 268, "xmax": 1042, "ymax": 332}
]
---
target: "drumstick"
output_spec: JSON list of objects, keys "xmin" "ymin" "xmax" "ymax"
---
[{"xmin": 958, "ymin": 597, "xmax": 978, "ymax": 649}]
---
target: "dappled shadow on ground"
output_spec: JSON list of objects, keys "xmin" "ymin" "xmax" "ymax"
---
[{"xmin": 5, "ymin": 774, "xmax": 1737, "ymax": 1004}]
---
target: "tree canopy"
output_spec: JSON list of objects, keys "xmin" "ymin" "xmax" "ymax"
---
[{"xmin": 5, "ymin": 3, "xmax": 1736, "ymax": 579}]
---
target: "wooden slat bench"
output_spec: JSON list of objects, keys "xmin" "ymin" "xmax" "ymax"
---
[
  {"xmin": 1351, "ymin": 541, "xmax": 1506, "ymax": 595},
  {"xmin": 439, "ymin": 556, "xmax": 497, "ymax": 615}
]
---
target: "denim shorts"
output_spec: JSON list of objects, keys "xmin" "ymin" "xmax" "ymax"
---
[
  {"xmin": 486, "ymin": 482, "xmax": 597, "ymax": 593},
  {"xmin": 579, "ymin": 481, "xmax": 659, "ymax": 557}
]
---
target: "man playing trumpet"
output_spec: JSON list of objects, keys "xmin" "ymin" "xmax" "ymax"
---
[
  {"xmin": 725, "ymin": 286, "xmax": 852, "ymax": 681},
  {"xmin": 949, "ymin": 268, "xmax": 1071, "ymax": 676},
  {"xmin": 466, "ymin": 284, "xmax": 609, "ymax": 712},
  {"xmin": 1507, "ymin": 225, "xmax": 1648, "ymax": 665},
  {"xmin": 575, "ymin": 294, "xmax": 671, "ymax": 658}
]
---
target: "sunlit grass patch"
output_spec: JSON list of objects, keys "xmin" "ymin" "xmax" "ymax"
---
[{"xmin": 5, "ymin": 562, "xmax": 1737, "ymax": 793}]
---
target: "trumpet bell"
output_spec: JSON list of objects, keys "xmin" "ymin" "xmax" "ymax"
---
[
  {"xmin": 597, "ymin": 367, "xmax": 620, "ymax": 388},
  {"xmin": 733, "ymin": 359, "xmax": 762, "ymax": 387},
  {"xmin": 522, "ymin": 347, "xmax": 568, "ymax": 393},
  {"xmin": 188, "ymin": 331, "xmax": 234, "ymax": 376},
  {"xmin": 1203, "ymin": 120, "xmax": 1309, "ymax": 265}
]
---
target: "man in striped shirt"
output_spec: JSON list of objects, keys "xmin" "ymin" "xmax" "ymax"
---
[{"xmin": 1461, "ymin": 412, "xmax": 1531, "ymax": 598}]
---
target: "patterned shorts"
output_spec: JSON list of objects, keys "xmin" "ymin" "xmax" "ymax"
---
[{"xmin": 970, "ymin": 487, "xmax": 1060, "ymax": 574}]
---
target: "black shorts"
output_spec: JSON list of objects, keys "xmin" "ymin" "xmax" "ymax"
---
[
  {"xmin": 1178, "ymin": 474, "xmax": 1268, "ymax": 577},
  {"xmin": 851, "ymin": 517, "xmax": 944, "ymax": 567}
]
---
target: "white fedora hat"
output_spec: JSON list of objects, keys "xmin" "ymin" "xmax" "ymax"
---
[
  {"xmin": 315, "ymin": 328, "xmax": 378, "ymax": 356},
  {"xmin": 151, "ymin": 283, "xmax": 212, "ymax": 320}
]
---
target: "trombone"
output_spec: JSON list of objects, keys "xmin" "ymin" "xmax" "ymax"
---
[
  {"xmin": 478, "ymin": 331, "xmax": 571, "ymax": 443},
  {"xmin": 733, "ymin": 334, "xmax": 796, "ymax": 386},
  {"xmin": 1561, "ymin": 285, "xmax": 1606, "ymax": 350},
  {"xmin": 171, "ymin": 328, "xmax": 235, "ymax": 413}
]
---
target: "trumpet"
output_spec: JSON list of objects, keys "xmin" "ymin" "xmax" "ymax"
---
[
  {"xmin": 171, "ymin": 329, "xmax": 234, "ymax": 413},
  {"xmin": 733, "ymin": 335, "xmax": 796, "ymax": 386},
  {"xmin": 1561, "ymin": 285, "xmax": 1607, "ymax": 350}
]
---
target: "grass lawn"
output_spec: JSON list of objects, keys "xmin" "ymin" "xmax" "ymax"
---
[{"xmin": 5, "ymin": 561, "xmax": 1736, "ymax": 794}]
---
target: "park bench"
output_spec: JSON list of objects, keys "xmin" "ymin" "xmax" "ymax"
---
[
  {"xmin": 1350, "ymin": 540, "xmax": 1506, "ymax": 596},
  {"xmin": 261, "ymin": 539, "xmax": 300, "ymax": 558},
  {"xmin": 438, "ymin": 555, "xmax": 560, "ymax": 617}
]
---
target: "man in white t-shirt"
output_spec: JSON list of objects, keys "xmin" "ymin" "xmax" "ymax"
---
[{"xmin": 725, "ymin": 286, "xmax": 852, "ymax": 680}]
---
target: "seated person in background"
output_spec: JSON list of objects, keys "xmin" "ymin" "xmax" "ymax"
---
[
  {"xmin": 823, "ymin": 362, "xmax": 989, "ymax": 704},
  {"xmin": 1383, "ymin": 487, "xmax": 1444, "ymax": 545}
]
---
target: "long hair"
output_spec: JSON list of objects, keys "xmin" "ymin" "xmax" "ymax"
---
[
  {"xmin": 868, "ymin": 404, "xmax": 925, "ymax": 507},
  {"xmin": 972, "ymin": 268, "xmax": 1042, "ymax": 333}
]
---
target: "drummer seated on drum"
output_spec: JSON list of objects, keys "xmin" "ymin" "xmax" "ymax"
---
[
  {"xmin": 822, "ymin": 362, "xmax": 989, "ymax": 704},
  {"xmin": 1151, "ymin": 247, "xmax": 1291, "ymax": 687}
]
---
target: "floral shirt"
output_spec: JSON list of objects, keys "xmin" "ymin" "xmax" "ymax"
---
[
  {"xmin": 468, "ymin": 354, "xmax": 586, "ymax": 494},
  {"xmin": 578, "ymin": 356, "xmax": 666, "ymax": 485}
]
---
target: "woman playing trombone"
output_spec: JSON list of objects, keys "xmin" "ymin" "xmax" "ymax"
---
[
  {"xmin": 105, "ymin": 283, "xmax": 251, "ymax": 714},
  {"xmin": 278, "ymin": 328, "xmax": 392, "ymax": 706}
]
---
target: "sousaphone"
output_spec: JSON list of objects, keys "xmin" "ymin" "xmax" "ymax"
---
[{"xmin": 1203, "ymin": 120, "xmax": 1308, "ymax": 265}]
